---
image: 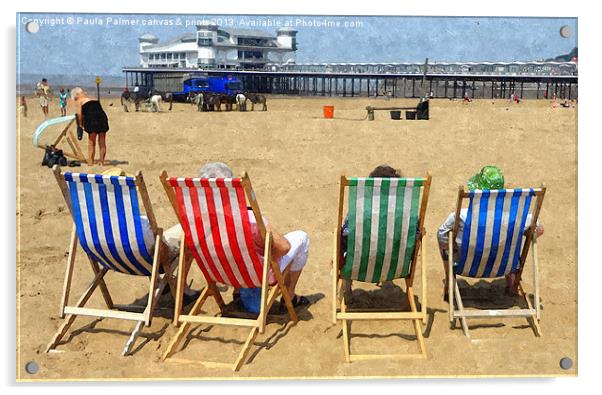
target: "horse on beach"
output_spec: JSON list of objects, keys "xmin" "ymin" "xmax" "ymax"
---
[
  {"xmin": 121, "ymin": 88, "xmax": 173, "ymax": 112},
  {"xmin": 244, "ymin": 92, "xmax": 267, "ymax": 111}
]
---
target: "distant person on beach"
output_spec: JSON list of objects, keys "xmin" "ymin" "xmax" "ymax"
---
[
  {"xmin": 36, "ymin": 78, "xmax": 50, "ymax": 117},
  {"xmin": 71, "ymin": 87, "xmax": 110, "ymax": 166},
  {"xmin": 436, "ymin": 166, "xmax": 545, "ymax": 298},
  {"xmin": 58, "ymin": 88, "xmax": 68, "ymax": 117},
  {"xmin": 162, "ymin": 162, "xmax": 312, "ymax": 310},
  {"xmin": 18, "ymin": 96, "xmax": 27, "ymax": 117}
]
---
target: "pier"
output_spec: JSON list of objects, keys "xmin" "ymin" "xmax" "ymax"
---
[{"xmin": 122, "ymin": 61, "xmax": 578, "ymax": 100}]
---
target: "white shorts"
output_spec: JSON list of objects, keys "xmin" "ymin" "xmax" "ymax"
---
[
  {"xmin": 278, "ymin": 231, "xmax": 310, "ymax": 272},
  {"xmin": 39, "ymin": 96, "xmax": 48, "ymax": 107},
  {"xmin": 162, "ymin": 224, "xmax": 310, "ymax": 273}
]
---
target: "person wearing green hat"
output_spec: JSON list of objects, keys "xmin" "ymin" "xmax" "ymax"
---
[{"xmin": 437, "ymin": 166, "xmax": 544, "ymax": 297}]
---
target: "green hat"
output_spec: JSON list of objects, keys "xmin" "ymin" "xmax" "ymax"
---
[{"xmin": 468, "ymin": 166, "xmax": 505, "ymax": 190}]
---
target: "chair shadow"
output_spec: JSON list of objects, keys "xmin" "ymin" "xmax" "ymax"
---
[
  {"xmin": 336, "ymin": 282, "xmax": 440, "ymax": 339},
  {"xmin": 455, "ymin": 278, "xmax": 543, "ymax": 311},
  {"xmin": 345, "ymin": 281, "xmax": 421, "ymax": 311},
  {"xmin": 178, "ymin": 293, "xmax": 325, "ymax": 365},
  {"xmin": 451, "ymin": 278, "xmax": 543, "ymax": 335},
  {"xmin": 105, "ymin": 159, "xmax": 130, "ymax": 166},
  {"xmin": 58, "ymin": 317, "xmax": 169, "ymax": 356}
]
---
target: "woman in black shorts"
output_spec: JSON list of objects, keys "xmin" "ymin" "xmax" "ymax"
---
[{"xmin": 71, "ymin": 87, "xmax": 110, "ymax": 166}]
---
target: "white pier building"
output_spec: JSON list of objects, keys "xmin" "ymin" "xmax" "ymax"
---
[{"xmin": 138, "ymin": 21, "xmax": 297, "ymax": 69}]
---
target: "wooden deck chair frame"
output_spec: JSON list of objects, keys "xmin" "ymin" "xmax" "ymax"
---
[
  {"xmin": 332, "ymin": 174, "xmax": 432, "ymax": 361},
  {"xmin": 159, "ymin": 170, "xmax": 298, "ymax": 371},
  {"xmin": 46, "ymin": 166, "xmax": 176, "ymax": 356},
  {"xmin": 34, "ymin": 116, "xmax": 87, "ymax": 162},
  {"xmin": 447, "ymin": 185, "xmax": 546, "ymax": 338}
]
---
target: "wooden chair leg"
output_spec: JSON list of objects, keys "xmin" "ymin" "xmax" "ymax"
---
[
  {"xmin": 232, "ymin": 327, "xmax": 259, "ymax": 371},
  {"xmin": 453, "ymin": 279, "xmax": 470, "ymax": 338},
  {"xmin": 332, "ymin": 228, "xmax": 340, "ymax": 325},
  {"xmin": 87, "ymin": 258, "xmax": 113, "ymax": 309},
  {"xmin": 208, "ymin": 282, "xmax": 225, "ymax": 312},
  {"xmin": 173, "ymin": 236, "xmax": 189, "ymax": 326},
  {"xmin": 420, "ymin": 241, "xmax": 427, "ymax": 325},
  {"xmin": 270, "ymin": 259, "xmax": 298, "ymax": 324},
  {"xmin": 60, "ymin": 227, "xmax": 78, "ymax": 318},
  {"xmin": 145, "ymin": 234, "xmax": 163, "ymax": 326},
  {"xmin": 162, "ymin": 286, "xmax": 212, "ymax": 360},
  {"xmin": 46, "ymin": 268, "xmax": 108, "ymax": 352},
  {"xmin": 125, "ymin": 269, "xmax": 171, "ymax": 356},
  {"xmin": 407, "ymin": 284, "xmax": 427, "ymax": 357},
  {"xmin": 532, "ymin": 236, "xmax": 541, "ymax": 321},
  {"xmin": 448, "ymin": 234, "xmax": 454, "ymax": 324},
  {"xmin": 518, "ymin": 283, "xmax": 542, "ymax": 337},
  {"xmin": 340, "ymin": 295, "xmax": 351, "ymax": 363},
  {"xmin": 123, "ymin": 321, "xmax": 144, "ymax": 356}
]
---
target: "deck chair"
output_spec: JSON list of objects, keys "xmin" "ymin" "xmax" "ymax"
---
[
  {"xmin": 159, "ymin": 171, "xmax": 298, "ymax": 371},
  {"xmin": 46, "ymin": 166, "xmax": 176, "ymax": 356},
  {"xmin": 447, "ymin": 186, "xmax": 546, "ymax": 338},
  {"xmin": 333, "ymin": 175, "xmax": 432, "ymax": 361}
]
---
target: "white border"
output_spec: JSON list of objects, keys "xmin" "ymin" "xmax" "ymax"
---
[{"xmin": 4, "ymin": 0, "xmax": 599, "ymax": 393}]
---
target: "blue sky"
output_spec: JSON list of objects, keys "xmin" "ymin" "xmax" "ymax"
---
[{"xmin": 16, "ymin": 13, "xmax": 578, "ymax": 77}]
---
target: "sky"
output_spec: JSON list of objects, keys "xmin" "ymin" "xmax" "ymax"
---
[{"xmin": 16, "ymin": 13, "xmax": 578, "ymax": 77}]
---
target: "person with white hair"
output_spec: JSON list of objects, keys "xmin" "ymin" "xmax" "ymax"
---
[
  {"xmin": 163, "ymin": 162, "xmax": 311, "ymax": 310},
  {"xmin": 71, "ymin": 87, "xmax": 110, "ymax": 166}
]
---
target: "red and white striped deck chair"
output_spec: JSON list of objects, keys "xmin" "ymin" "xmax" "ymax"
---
[{"xmin": 159, "ymin": 170, "xmax": 298, "ymax": 371}]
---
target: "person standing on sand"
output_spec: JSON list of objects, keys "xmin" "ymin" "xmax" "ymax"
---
[
  {"xmin": 58, "ymin": 88, "xmax": 68, "ymax": 117},
  {"xmin": 71, "ymin": 87, "xmax": 110, "ymax": 166},
  {"xmin": 36, "ymin": 78, "xmax": 50, "ymax": 117},
  {"xmin": 436, "ymin": 166, "xmax": 545, "ymax": 298},
  {"xmin": 18, "ymin": 96, "xmax": 27, "ymax": 117}
]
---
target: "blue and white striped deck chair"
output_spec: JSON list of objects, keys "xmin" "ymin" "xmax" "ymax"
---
[
  {"xmin": 46, "ymin": 166, "xmax": 175, "ymax": 356},
  {"xmin": 332, "ymin": 174, "xmax": 432, "ymax": 361},
  {"xmin": 448, "ymin": 185, "xmax": 546, "ymax": 338}
]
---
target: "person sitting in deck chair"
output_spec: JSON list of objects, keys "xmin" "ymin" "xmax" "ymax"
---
[
  {"xmin": 101, "ymin": 167, "xmax": 200, "ymax": 306},
  {"xmin": 437, "ymin": 166, "xmax": 545, "ymax": 297},
  {"xmin": 163, "ymin": 162, "xmax": 311, "ymax": 310},
  {"xmin": 338, "ymin": 164, "xmax": 405, "ymax": 268}
]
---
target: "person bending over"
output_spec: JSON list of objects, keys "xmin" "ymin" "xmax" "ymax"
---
[{"xmin": 71, "ymin": 87, "xmax": 110, "ymax": 166}]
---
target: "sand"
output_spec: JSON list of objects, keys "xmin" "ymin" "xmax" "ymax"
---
[{"xmin": 16, "ymin": 96, "xmax": 577, "ymax": 380}]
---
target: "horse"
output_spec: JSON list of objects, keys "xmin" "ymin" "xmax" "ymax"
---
[
  {"xmin": 235, "ymin": 93, "xmax": 247, "ymax": 111},
  {"xmin": 121, "ymin": 88, "xmax": 173, "ymax": 112},
  {"xmin": 244, "ymin": 92, "xmax": 267, "ymax": 111},
  {"xmin": 204, "ymin": 94, "xmax": 223, "ymax": 111},
  {"xmin": 120, "ymin": 90, "xmax": 141, "ymax": 112},
  {"xmin": 191, "ymin": 92, "xmax": 205, "ymax": 112}
]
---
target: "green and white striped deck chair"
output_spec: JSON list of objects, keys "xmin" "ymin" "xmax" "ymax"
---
[{"xmin": 332, "ymin": 174, "xmax": 432, "ymax": 361}]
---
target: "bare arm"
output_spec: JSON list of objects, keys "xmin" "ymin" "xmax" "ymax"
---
[{"xmin": 265, "ymin": 222, "xmax": 291, "ymax": 260}]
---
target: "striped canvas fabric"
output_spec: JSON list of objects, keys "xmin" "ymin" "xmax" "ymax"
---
[
  {"xmin": 342, "ymin": 178, "xmax": 425, "ymax": 283},
  {"xmin": 64, "ymin": 172, "xmax": 154, "ymax": 276},
  {"xmin": 455, "ymin": 188, "xmax": 536, "ymax": 278},
  {"xmin": 168, "ymin": 177, "xmax": 263, "ymax": 288}
]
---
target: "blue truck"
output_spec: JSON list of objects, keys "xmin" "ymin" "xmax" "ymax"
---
[{"xmin": 152, "ymin": 74, "xmax": 244, "ymax": 100}]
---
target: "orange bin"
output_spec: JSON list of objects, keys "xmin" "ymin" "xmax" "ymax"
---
[{"xmin": 323, "ymin": 105, "xmax": 335, "ymax": 119}]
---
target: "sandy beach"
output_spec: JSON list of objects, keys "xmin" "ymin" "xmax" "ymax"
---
[{"xmin": 16, "ymin": 96, "xmax": 577, "ymax": 380}]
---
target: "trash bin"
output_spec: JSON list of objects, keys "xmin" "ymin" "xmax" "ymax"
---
[
  {"xmin": 406, "ymin": 111, "xmax": 417, "ymax": 120},
  {"xmin": 390, "ymin": 110, "xmax": 401, "ymax": 120}
]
